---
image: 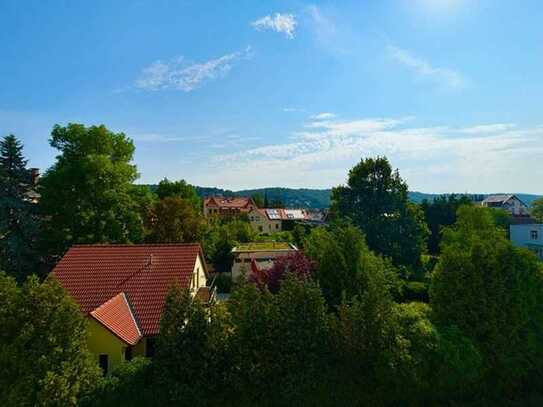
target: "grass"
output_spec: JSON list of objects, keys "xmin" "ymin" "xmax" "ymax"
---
[{"xmin": 233, "ymin": 242, "xmax": 292, "ymax": 251}]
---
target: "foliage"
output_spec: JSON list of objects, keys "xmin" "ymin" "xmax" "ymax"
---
[
  {"xmin": 227, "ymin": 275, "xmax": 330, "ymax": 404},
  {"xmin": 304, "ymin": 223, "xmax": 402, "ymax": 307},
  {"xmin": 531, "ymin": 197, "xmax": 543, "ymax": 222},
  {"xmin": 0, "ymin": 135, "xmax": 41, "ymax": 281},
  {"xmin": 250, "ymin": 192, "xmax": 264, "ymax": 208},
  {"xmin": 392, "ymin": 302, "xmax": 483, "ymax": 402},
  {"xmin": 331, "ymin": 156, "xmax": 428, "ymax": 269},
  {"xmin": 81, "ymin": 357, "xmax": 153, "ymax": 407},
  {"xmin": 249, "ymin": 251, "xmax": 314, "ymax": 293},
  {"xmin": 421, "ymin": 194, "xmax": 473, "ymax": 254},
  {"xmin": 39, "ymin": 124, "xmax": 142, "ymax": 257},
  {"xmin": 430, "ymin": 205, "xmax": 543, "ymax": 393},
  {"xmin": 203, "ymin": 219, "xmax": 255, "ymax": 273},
  {"xmin": 155, "ymin": 178, "xmax": 200, "ymax": 210},
  {"xmin": 0, "ymin": 273, "xmax": 100, "ymax": 406},
  {"xmin": 145, "ymin": 196, "xmax": 206, "ymax": 243},
  {"xmin": 155, "ymin": 286, "xmax": 231, "ymax": 406}
]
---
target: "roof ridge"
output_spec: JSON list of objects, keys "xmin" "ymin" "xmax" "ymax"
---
[
  {"xmin": 121, "ymin": 292, "xmax": 142, "ymax": 339},
  {"xmin": 71, "ymin": 243, "xmax": 201, "ymax": 248}
]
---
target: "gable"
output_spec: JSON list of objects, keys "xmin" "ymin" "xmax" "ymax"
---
[{"xmin": 53, "ymin": 244, "xmax": 205, "ymax": 336}]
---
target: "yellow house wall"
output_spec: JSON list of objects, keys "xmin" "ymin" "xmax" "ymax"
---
[
  {"xmin": 88, "ymin": 318, "xmax": 127, "ymax": 373},
  {"xmin": 87, "ymin": 318, "xmax": 145, "ymax": 373},
  {"xmin": 191, "ymin": 254, "xmax": 207, "ymax": 292}
]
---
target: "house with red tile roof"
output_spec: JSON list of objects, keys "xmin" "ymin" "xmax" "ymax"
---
[
  {"xmin": 53, "ymin": 244, "xmax": 210, "ymax": 374},
  {"xmin": 203, "ymin": 196, "xmax": 257, "ymax": 217}
]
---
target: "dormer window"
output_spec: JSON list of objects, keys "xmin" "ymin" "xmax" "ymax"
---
[{"xmin": 530, "ymin": 230, "xmax": 538, "ymax": 240}]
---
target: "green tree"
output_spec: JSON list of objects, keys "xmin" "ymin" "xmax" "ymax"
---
[
  {"xmin": 304, "ymin": 223, "xmax": 401, "ymax": 307},
  {"xmin": 391, "ymin": 302, "xmax": 482, "ymax": 403},
  {"xmin": 331, "ymin": 157, "xmax": 428, "ymax": 269},
  {"xmin": 530, "ymin": 197, "xmax": 543, "ymax": 222},
  {"xmin": 203, "ymin": 219, "xmax": 255, "ymax": 273},
  {"xmin": 421, "ymin": 194, "xmax": 472, "ymax": 255},
  {"xmin": 0, "ymin": 135, "xmax": 41, "ymax": 281},
  {"xmin": 145, "ymin": 196, "xmax": 206, "ymax": 243},
  {"xmin": 430, "ymin": 205, "xmax": 543, "ymax": 393},
  {"xmin": 250, "ymin": 192, "xmax": 264, "ymax": 208},
  {"xmin": 155, "ymin": 178, "xmax": 201, "ymax": 210},
  {"xmin": 39, "ymin": 124, "xmax": 143, "ymax": 256},
  {"xmin": 0, "ymin": 273, "xmax": 100, "ymax": 406},
  {"xmin": 228, "ymin": 275, "xmax": 329, "ymax": 404},
  {"xmin": 155, "ymin": 286, "xmax": 230, "ymax": 406}
]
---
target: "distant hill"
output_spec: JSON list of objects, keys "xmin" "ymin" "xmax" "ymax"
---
[
  {"xmin": 195, "ymin": 186, "xmax": 332, "ymax": 209},
  {"xmin": 144, "ymin": 184, "xmax": 541, "ymax": 209}
]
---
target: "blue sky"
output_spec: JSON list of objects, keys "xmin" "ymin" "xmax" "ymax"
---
[{"xmin": 1, "ymin": 0, "xmax": 542, "ymax": 193}]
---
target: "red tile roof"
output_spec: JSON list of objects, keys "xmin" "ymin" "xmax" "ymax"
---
[
  {"xmin": 53, "ymin": 244, "xmax": 205, "ymax": 337},
  {"xmin": 90, "ymin": 292, "xmax": 142, "ymax": 345},
  {"xmin": 204, "ymin": 196, "xmax": 255, "ymax": 209}
]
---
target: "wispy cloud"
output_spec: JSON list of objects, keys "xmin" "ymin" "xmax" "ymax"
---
[
  {"xmin": 251, "ymin": 13, "xmax": 297, "ymax": 39},
  {"xmin": 283, "ymin": 107, "xmax": 305, "ymax": 112},
  {"xmin": 387, "ymin": 45, "xmax": 468, "ymax": 89},
  {"xmin": 131, "ymin": 133, "xmax": 210, "ymax": 143},
  {"xmin": 195, "ymin": 114, "xmax": 543, "ymax": 192},
  {"xmin": 136, "ymin": 46, "xmax": 252, "ymax": 92},
  {"xmin": 310, "ymin": 112, "xmax": 336, "ymax": 120}
]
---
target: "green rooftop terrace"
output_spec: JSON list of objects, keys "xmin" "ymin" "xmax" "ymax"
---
[{"xmin": 233, "ymin": 242, "xmax": 295, "ymax": 252}]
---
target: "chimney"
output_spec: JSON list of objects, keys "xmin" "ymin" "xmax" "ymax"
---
[{"xmin": 30, "ymin": 168, "xmax": 40, "ymax": 186}]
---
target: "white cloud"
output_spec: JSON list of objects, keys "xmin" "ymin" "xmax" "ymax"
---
[
  {"xmin": 251, "ymin": 13, "xmax": 297, "ymax": 39},
  {"xmin": 387, "ymin": 45, "xmax": 468, "ymax": 89},
  {"xmin": 310, "ymin": 112, "xmax": 336, "ymax": 120},
  {"xmin": 136, "ymin": 47, "xmax": 252, "ymax": 92},
  {"xmin": 459, "ymin": 124, "xmax": 516, "ymax": 134},
  {"xmin": 283, "ymin": 107, "xmax": 305, "ymax": 112},
  {"xmin": 193, "ymin": 114, "xmax": 543, "ymax": 193}
]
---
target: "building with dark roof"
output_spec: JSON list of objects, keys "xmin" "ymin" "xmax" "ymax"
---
[{"xmin": 481, "ymin": 194, "xmax": 529, "ymax": 216}]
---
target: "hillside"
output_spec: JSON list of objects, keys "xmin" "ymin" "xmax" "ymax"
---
[{"xmin": 192, "ymin": 186, "xmax": 542, "ymax": 208}]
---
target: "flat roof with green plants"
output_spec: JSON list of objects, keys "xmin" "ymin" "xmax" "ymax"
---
[{"xmin": 232, "ymin": 242, "xmax": 296, "ymax": 252}]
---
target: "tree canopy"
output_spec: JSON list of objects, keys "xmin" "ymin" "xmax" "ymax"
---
[
  {"xmin": 331, "ymin": 157, "xmax": 428, "ymax": 269},
  {"xmin": 145, "ymin": 196, "xmax": 206, "ymax": 243},
  {"xmin": 430, "ymin": 205, "xmax": 543, "ymax": 390},
  {"xmin": 155, "ymin": 178, "xmax": 201, "ymax": 210},
  {"xmin": 39, "ymin": 124, "xmax": 143, "ymax": 256},
  {"xmin": 0, "ymin": 273, "xmax": 100, "ymax": 406},
  {"xmin": 531, "ymin": 197, "xmax": 543, "ymax": 222}
]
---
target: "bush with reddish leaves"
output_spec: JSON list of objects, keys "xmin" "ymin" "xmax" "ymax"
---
[{"xmin": 249, "ymin": 251, "xmax": 315, "ymax": 293}]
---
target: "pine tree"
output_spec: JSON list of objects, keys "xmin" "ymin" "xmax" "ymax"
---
[{"xmin": 0, "ymin": 135, "xmax": 40, "ymax": 281}]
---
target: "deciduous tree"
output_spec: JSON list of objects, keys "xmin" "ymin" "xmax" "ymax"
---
[
  {"xmin": 145, "ymin": 196, "xmax": 206, "ymax": 243},
  {"xmin": 430, "ymin": 205, "xmax": 543, "ymax": 392},
  {"xmin": 0, "ymin": 273, "xmax": 100, "ymax": 406},
  {"xmin": 39, "ymin": 124, "xmax": 143, "ymax": 256},
  {"xmin": 530, "ymin": 197, "xmax": 543, "ymax": 222},
  {"xmin": 331, "ymin": 157, "xmax": 428, "ymax": 269}
]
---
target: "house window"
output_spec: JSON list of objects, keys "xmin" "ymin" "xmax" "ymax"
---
[
  {"xmin": 531, "ymin": 230, "xmax": 539, "ymax": 240},
  {"xmin": 196, "ymin": 268, "xmax": 200, "ymax": 287},
  {"xmin": 258, "ymin": 226, "xmax": 263, "ymax": 232},
  {"xmin": 125, "ymin": 346, "xmax": 133, "ymax": 361},
  {"xmin": 146, "ymin": 338, "xmax": 156, "ymax": 358},
  {"xmin": 275, "ymin": 224, "xmax": 279, "ymax": 229},
  {"xmin": 99, "ymin": 354, "xmax": 109, "ymax": 375}
]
